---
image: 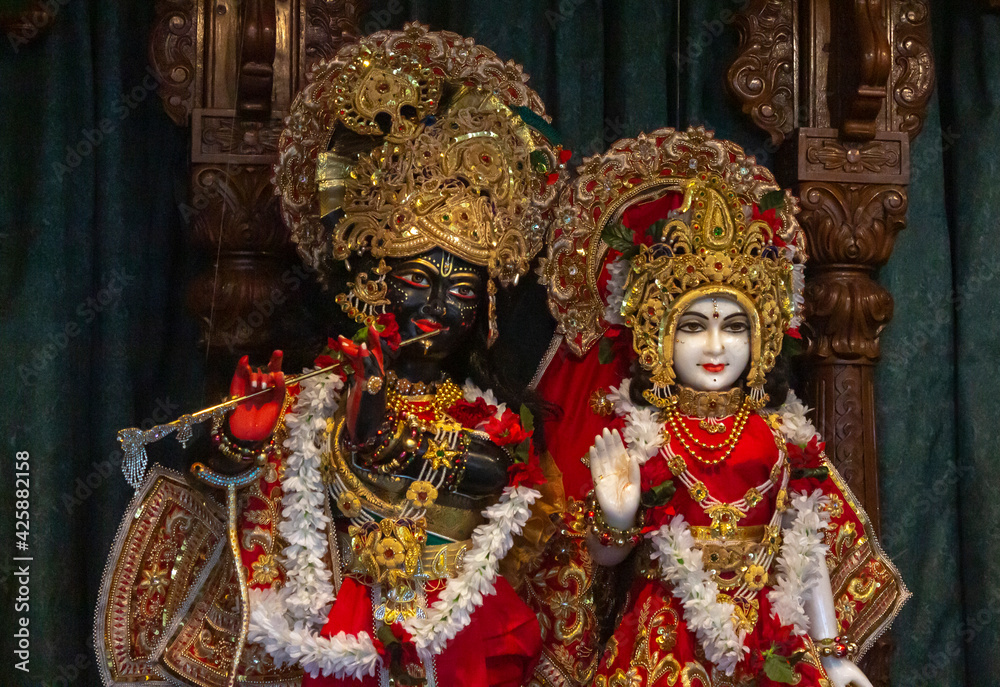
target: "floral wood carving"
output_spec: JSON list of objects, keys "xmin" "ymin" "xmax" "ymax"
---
[
  {"xmin": 303, "ymin": 0, "xmax": 367, "ymax": 82},
  {"xmin": 890, "ymin": 0, "xmax": 935, "ymax": 139},
  {"xmin": 727, "ymin": 0, "xmax": 796, "ymax": 146},
  {"xmin": 193, "ymin": 110, "xmax": 285, "ymax": 163},
  {"xmin": 798, "ymin": 129, "xmax": 908, "ymax": 184},
  {"xmin": 799, "ymin": 181, "xmax": 906, "ymax": 361},
  {"xmin": 150, "ymin": 0, "xmax": 198, "ymax": 126}
]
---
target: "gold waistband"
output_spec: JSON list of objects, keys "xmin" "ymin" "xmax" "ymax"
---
[
  {"xmin": 337, "ymin": 530, "xmax": 470, "ymax": 581},
  {"xmin": 688, "ymin": 524, "xmax": 767, "ymax": 542}
]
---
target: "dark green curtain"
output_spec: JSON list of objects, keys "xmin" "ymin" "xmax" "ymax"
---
[{"xmin": 0, "ymin": 1, "xmax": 996, "ymax": 685}]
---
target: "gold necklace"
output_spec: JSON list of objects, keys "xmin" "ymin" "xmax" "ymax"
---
[
  {"xmin": 664, "ymin": 398, "xmax": 752, "ymax": 465},
  {"xmin": 385, "ymin": 371, "xmax": 463, "ymax": 421}
]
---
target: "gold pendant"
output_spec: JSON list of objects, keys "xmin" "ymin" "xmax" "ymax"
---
[
  {"xmin": 698, "ymin": 418, "xmax": 727, "ymax": 434},
  {"xmin": 704, "ymin": 503, "xmax": 747, "ymax": 539},
  {"xmin": 717, "ymin": 593, "xmax": 759, "ymax": 634}
]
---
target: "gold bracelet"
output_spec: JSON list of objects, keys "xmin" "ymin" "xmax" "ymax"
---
[
  {"xmin": 584, "ymin": 492, "xmax": 644, "ymax": 547},
  {"xmin": 815, "ymin": 636, "xmax": 857, "ymax": 659}
]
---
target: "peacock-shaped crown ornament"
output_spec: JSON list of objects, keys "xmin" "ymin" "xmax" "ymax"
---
[{"xmin": 540, "ymin": 126, "xmax": 805, "ymax": 402}]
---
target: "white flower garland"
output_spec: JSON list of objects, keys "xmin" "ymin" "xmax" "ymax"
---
[
  {"xmin": 649, "ymin": 515, "xmax": 747, "ymax": 675},
  {"xmin": 611, "ymin": 380, "xmax": 833, "ymax": 672},
  {"xmin": 247, "ymin": 371, "xmax": 540, "ymax": 679},
  {"xmin": 602, "ymin": 256, "xmax": 631, "ymax": 326},
  {"xmin": 767, "ymin": 490, "xmax": 831, "ymax": 634}
]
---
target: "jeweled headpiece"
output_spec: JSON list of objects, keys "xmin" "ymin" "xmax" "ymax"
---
[
  {"xmin": 274, "ymin": 24, "xmax": 566, "ymax": 342},
  {"xmin": 540, "ymin": 127, "xmax": 805, "ymax": 399}
]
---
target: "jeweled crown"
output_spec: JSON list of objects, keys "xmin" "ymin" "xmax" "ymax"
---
[
  {"xmin": 541, "ymin": 127, "xmax": 805, "ymax": 392},
  {"xmin": 274, "ymin": 24, "xmax": 564, "ymax": 285}
]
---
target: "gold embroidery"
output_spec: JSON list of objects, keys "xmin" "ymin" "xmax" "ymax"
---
[{"xmin": 250, "ymin": 553, "xmax": 280, "ymax": 586}]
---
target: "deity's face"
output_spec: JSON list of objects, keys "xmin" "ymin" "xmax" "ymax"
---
[
  {"xmin": 385, "ymin": 247, "xmax": 485, "ymax": 360},
  {"xmin": 671, "ymin": 295, "xmax": 751, "ymax": 391}
]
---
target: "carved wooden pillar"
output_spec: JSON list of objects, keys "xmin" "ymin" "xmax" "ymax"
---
[
  {"xmin": 729, "ymin": 1, "xmax": 934, "ymax": 684},
  {"xmin": 150, "ymin": 0, "xmax": 366, "ymax": 389}
]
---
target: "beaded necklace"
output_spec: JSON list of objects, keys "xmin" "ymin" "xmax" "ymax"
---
[
  {"xmin": 663, "ymin": 397, "xmax": 753, "ymax": 465},
  {"xmin": 385, "ymin": 371, "xmax": 463, "ymax": 421}
]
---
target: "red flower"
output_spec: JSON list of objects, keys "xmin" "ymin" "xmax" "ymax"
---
[
  {"xmin": 374, "ymin": 313, "xmax": 402, "ymax": 351},
  {"xmin": 641, "ymin": 504, "xmax": 676, "ymax": 534},
  {"xmin": 785, "ymin": 327, "xmax": 802, "ymax": 340},
  {"xmin": 483, "ymin": 409, "xmax": 531, "ymax": 446},
  {"xmin": 640, "ymin": 456, "xmax": 673, "ymax": 492},
  {"xmin": 372, "ymin": 638, "xmax": 388, "ymax": 661},
  {"xmin": 558, "ymin": 148, "xmax": 573, "ymax": 165},
  {"xmin": 546, "ymin": 171, "xmax": 560, "ymax": 185},
  {"xmin": 314, "ymin": 353, "xmax": 336, "ymax": 369},
  {"xmin": 448, "ymin": 397, "xmax": 496, "ymax": 428},
  {"xmin": 508, "ymin": 453, "xmax": 545, "ymax": 488},
  {"xmin": 785, "ymin": 435, "xmax": 825, "ymax": 470}
]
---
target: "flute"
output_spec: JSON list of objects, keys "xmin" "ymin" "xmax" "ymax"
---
[{"xmin": 117, "ymin": 328, "xmax": 440, "ymax": 475}]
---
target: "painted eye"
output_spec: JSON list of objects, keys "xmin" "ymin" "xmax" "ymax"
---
[
  {"xmin": 677, "ymin": 321, "xmax": 706, "ymax": 333},
  {"xmin": 449, "ymin": 283, "xmax": 478, "ymax": 300},
  {"xmin": 724, "ymin": 321, "xmax": 750, "ymax": 333},
  {"xmin": 393, "ymin": 271, "xmax": 430, "ymax": 288}
]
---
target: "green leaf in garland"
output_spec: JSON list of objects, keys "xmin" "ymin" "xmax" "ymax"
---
[
  {"xmin": 763, "ymin": 651, "xmax": 798, "ymax": 684},
  {"xmin": 759, "ymin": 189, "xmax": 785, "ymax": 212},
  {"xmin": 352, "ymin": 326, "xmax": 369, "ymax": 343},
  {"xmin": 790, "ymin": 466, "xmax": 829, "ymax": 483},
  {"xmin": 514, "ymin": 438, "xmax": 531, "ymax": 464},
  {"xmin": 641, "ymin": 481, "xmax": 677, "ymax": 507},
  {"xmin": 645, "ymin": 218, "xmax": 668, "ymax": 243},
  {"xmin": 782, "ymin": 333, "xmax": 803, "ymax": 357},
  {"xmin": 601, "ymin": 222, "xmax": 637, "ymax": 254},
  {"xmin": 519, "ymin": 404, "xmax": 535, "ymax": 433},
  {"xmin": 598, "ymin": 337, "xmax": 615, "ymax": 365},
  {"xmin": 376, "ymin": 624, "xmax": 399, "ymax": 646}
]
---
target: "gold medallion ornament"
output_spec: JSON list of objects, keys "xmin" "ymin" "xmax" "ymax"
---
[
  {"xmin": 274, "ymin": 23, "xmax": 568, "ymax": 343},
  {"xmin": 540, "ymin": 127, "xmax": 806, "ymax": 400}
]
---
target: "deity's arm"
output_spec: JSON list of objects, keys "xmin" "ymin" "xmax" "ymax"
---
[
  {"xmin": 585, "ymin": 428, "xmax": 641, "ymax": 566},
  {"xmin": 801, "ymin": 545, "xmax": 875, "ymax": 687},
  {"xmin": 775, "ymin": 401, "xmax": 908, "ymax": 687}
]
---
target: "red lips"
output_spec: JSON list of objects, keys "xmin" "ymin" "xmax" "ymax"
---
[
  {"xmin": 414, "ymin": 319, "xmax": 445, "ymax": 333},
  {"xmin": 701, "ymin": 363, "xmax": 726, "ymax": 373}
]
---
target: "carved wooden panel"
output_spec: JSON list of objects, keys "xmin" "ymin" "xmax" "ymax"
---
[
  {"xmin": 151, "ymin": 0, "xmax": 365, "ymax": 385},
  {"xmin": 726, "ymin": 0, "xmax": 797, "ymax": 146},
  {"xmin": 798, "ymin": 129, "xmax": 908, "ymax": 184},
  {"xmin": 149, "ymin": 0, "xmax": 199, "ymax": 125},
  {"xmin": 889, "ymin": 0, "xmax": 934, "ymax": 139},
  {"xmin": 303, "ymin": 0, "xmax": 366, "ymax": 84}
]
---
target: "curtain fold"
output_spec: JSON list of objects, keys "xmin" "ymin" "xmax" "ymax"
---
[{"xmin": 0, "ymin": 1, "xmax": 994, "ymax": 685}]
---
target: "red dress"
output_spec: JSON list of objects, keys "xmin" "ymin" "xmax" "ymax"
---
[
  {"xmin": 527, "ymin": 400, "xmax": 908, "ymax": 687},
  {"xmin": 594, "ymin": 413, "xmax": 832, "ymax": 686}
]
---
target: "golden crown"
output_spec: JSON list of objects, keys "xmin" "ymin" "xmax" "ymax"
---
[
  {"xmin": 274, "ymin": 24, "xmax": 564, "ymax": 285},
  {"xmin": 541, "ymin": 127, "xmax": 805, "ymax": 391}
]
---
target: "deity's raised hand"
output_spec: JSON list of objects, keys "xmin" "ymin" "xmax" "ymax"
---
[
  {"xmin": 589, "ymin": 428, "xmax": 641, "ymax": 530},
  {"xmin": 228, "ymin": 350, "xmax": 286, "ymax": 442}
]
